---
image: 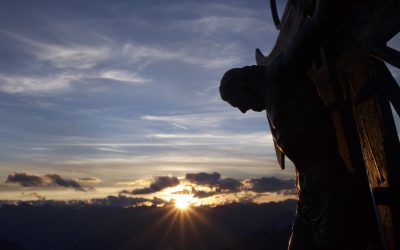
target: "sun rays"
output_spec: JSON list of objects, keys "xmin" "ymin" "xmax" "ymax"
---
[
  {"xmin": 116, "ymin": 179, "xmax": 296, "ymax": 249},
  {"xmin": 122, "ymin": 195, "xmax": 231, "ymax": 249}
]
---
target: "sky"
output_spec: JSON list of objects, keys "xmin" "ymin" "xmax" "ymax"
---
[
  {"xmin": 0, "ymin": 0, "xmax": 399, "ymax": 206},
  {"xmin": 0, "ymin": 0, "xmax": 299, "ymax": 205}
]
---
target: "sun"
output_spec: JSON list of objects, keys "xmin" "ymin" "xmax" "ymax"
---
[{"xmin": 174, "ymin": 195, "xmax": 192, "ymax": 210}]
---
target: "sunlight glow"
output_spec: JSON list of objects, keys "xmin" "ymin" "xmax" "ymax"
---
[{"xmin": 174, "ymin": 195, "xmax": 192, "ymax": 210}]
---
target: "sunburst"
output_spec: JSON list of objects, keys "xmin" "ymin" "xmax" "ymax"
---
[{"xmin": 174, "ymin": 195, "xmax": 192, "ymax": 210}]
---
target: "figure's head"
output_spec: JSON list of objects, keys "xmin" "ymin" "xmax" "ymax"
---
[{"xmin": 219, "ymin": 65, "xmax": 266, "ymax": 113}]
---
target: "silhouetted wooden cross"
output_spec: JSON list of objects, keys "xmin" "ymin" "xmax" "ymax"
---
[{"xmin": 256, "ymin": 0, "xmax": 400, "ymax": 249}]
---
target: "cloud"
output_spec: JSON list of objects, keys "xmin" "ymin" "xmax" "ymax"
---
[
  {"xmin": 147, "ymin": 132, "xmax": 272, "ymax": 143},
  {"xmin": 216, "ymin": 178, "xmax": 242, "ymax": 192},
  {"xmin": 6, "ymin": 172, "xmax": 89, "ymax": 191},
  {"xmin": 184, "ymin": 172, "xmax": 295, "ymax": 198},
  {"xmin": 114, "ymin": 173, "xmax": 296, "ymax": 202},
  {"xmin": 1, "ymin": 29, "xmax": 112, "ymax": 70},
  {"xmin": 30, "ymin": 192, "xmax": 46, "ymax": 200},
  {"xmin": 6, "ymin": 173, "xmax": 45, "ymax": 187},
  {"xmin": 120, "ymin": 176, "xmax": 180, "ymax": 195},
  {"xmin": 185, "ymin": 172, "xmax": 221, "ymax": 186},
  {"xmin": 99, "ymin": 70, "xmax": 152, "ymax": 84},
  {"xmin": 171, "ymin": 189, "xmax": 191, "ymax": 195},
  {"xmin": 0, "ymin": 68, "xmax": 150, "ymax": 96},
  {"xmin": 142, "ymin": 113, "xmax": 227, "ymax": 129},
  {"xmin": 190, "ymin": 188, "xmax": 216, "ymax": 198},
  {"xmin": 174, "ymin": 16, "xmax": 271, "ymax": 36},
  {"xmin": 0, "ymin": 30, "xmax": 151, "ymax": 95},
  {"xmin": 0, "ymin": 73, "xmax": 76, "ymax": 95},
  {"xmin": 36, "ymin": 44, "xmax": 112, "ymax": 70},
  {"xmin": 22, "ymin": 192, "xmax": 46, "ymax": 200},
  {"xmin": 122, "ymin": 42, "xmax": 241, "ymax": 69},
  {"xmin": 244, "ymin": 177, "xmax": 295, "ymax": 193},
  {"xmin": 122, "ymin": 43, "xmax": 184, "ymax": 63},
  {"xmin": 90, "ymin": 195, "xmax": 165, "ymax": 207},
  {"xmin": 185, "ymin": 172, "xmax": 242, "ymax": 195},
  {"xmin": 142, "ymin": 111, "xmax": 268, "ymax": 131},
  {"xmin": 0, "ymin": 195, "xmax": 166, "ymax": 208},
  {"xmin": 76, "ymin": 177, "xmax": 101, "ymax": 183},
  {"xmin": 278, "ymin": 189, "xmax": 297, "ymax": 196}
]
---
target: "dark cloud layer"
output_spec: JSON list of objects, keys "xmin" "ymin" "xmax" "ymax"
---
[
  {"xmin": 185, "ymin": 172, "xmax": 242, "ymax": 196},
  {"xmin": 185, "ymin": 172, "xmax": 221, "ymax": 186},
  {"xmin": 5, "ymin": 171, "xmax": 296, "ymax": 199},
  {"xmin": 182, "ymin": 172, "xmax": 296, "ymax": 198},
  {"xmin": 245, "ymin": 177, "xmax": 295, "ymax": 193},
  {"xmin": 0, "ymin": 195, "xmax": 166, "ymax": 208},
  {"xmin": 7, "ymin": 173, "xmax": 44, "ymax": 187},
  {"xmin": 90, "ymin": 195, "xmax": 165, "ymax": 207},
  {"xmin": 120, "ymin": 176, "xmax": 179, "ymax": 195},
  {"xmin": 190, "ymin": 188, "xmax": 216, "ymax": 198},
  {"xmin": 216, "ymin": 178, "xmax": 242, "ymax": 192},
  {"xmin": 6, "ymin": 173, "xmax": 88, "ymax": 192}
]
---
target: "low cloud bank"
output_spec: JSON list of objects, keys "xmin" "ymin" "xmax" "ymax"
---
[
  {"xmin": 244, "ymin": 177, "xmax": 296, "ymax": 193},
  {"xmin": 119, "ymin": 176, "xmax": 180, "ymax": 195},
  {"xmin": 6, "ymin": 173, "xmax": 91, "ymax": 192}
]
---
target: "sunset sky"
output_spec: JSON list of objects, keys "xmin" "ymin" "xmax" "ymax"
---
[{"xmin": 1, "ymin": 0, "xmax": 399, "ymax": 206}]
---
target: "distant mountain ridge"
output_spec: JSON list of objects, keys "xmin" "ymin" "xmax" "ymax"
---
[{"xmin": 0, "ymin": 199, "xmax": 296, "ymax": 250}]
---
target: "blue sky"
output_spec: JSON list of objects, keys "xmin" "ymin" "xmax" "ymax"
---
[
  {"xmin": 0, "ymin": 0, "xmax": 291, "ymax": 201},
  {"xmin": 1, "ymin": 0, "xmax": 399, "ymax": 203}
]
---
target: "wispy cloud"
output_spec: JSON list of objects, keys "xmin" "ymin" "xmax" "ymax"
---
[
  {"xmin": 0, "ymin": 0, "xmax": 289, "ymax": 202},
  {"xmin": 1, "ymin": 29, "xmax": 112, "ymax": 70},
  {"xmin": 1, "ymin": 69, "xmax": 154, "ymax": 95},
  {"xmin": 0, "ymin": 30, "xmax": 152, "ymax": 95},
  {"xmin": 143, "ymin": 113, "xmax": 225, "ymax": 129},
  {"xmin": 147, "ymin": 132, "xmax": 272, "ymax": 145},
  {"xmin": 36, "ymin": 45, "xmax": 112, "ymax": 70},
  {"xmin": 122, "ymin": 43, "xmax": 184, "ymax": 63},
  {"xmin": 99, "ymin": 70, "xmax": 152, "ymax": 84},
  {"xmin": 76, "ymin": 177, "xmax": 101, "ymax": 183},
  {"xmin": 0, "ymin": 73, "xmax": 76, "ymax": 94},
  {"xmin": 142, "ymin": 111, "xmax": 263, "ymax": 129},
  {"xmin": 94, "ymin": 146, "xmax": 128, "ymax": 153},
  {"xmin": 123, "ymin": 42, "xmax": 242, "ymax": 69},
  {"xmin": 174, "ymin": 16, "xmax": 272, "ymax": 36}
]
